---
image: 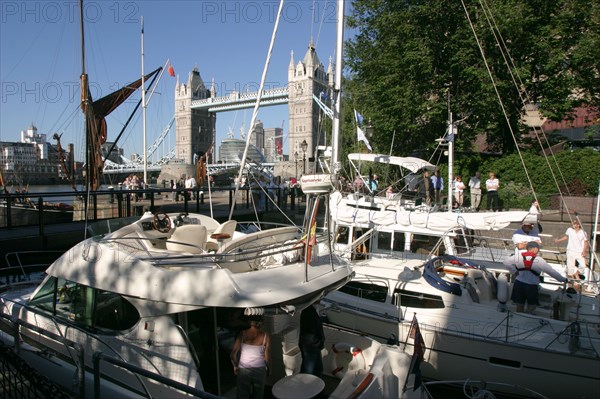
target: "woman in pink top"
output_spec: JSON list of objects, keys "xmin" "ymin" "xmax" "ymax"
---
[{"xmin": 230, "ymin": 317, "xmax": 271, "ymax": 399}]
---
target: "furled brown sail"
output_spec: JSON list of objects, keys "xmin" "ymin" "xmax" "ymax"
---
[{"xmin": 81, "ymin": 67, "xmax": 160, "ymax": 190}]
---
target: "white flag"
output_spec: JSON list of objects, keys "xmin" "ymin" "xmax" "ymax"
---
[
  {"xmin": 357, "ymin": 126, "xmax": 372, "ymax": 151},
  {"xmin": 354, "ymin": 109, "xmax": 372, "ymax": 151}
]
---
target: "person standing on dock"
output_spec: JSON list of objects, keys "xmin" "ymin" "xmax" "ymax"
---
[
  {"xmin": 485, "ymin": 172, "xmax": 500, "ymax": 211},
  {"xmin": 453, "ymin": 175, "xmax": 466, "ymax": 208},
  {"xmin": 185, "ymin": 174, "xmax": 197, "ymax": 200},
  {"xmin": 468, "ymin": 172, "xmax": 482, "ymax": 211}
]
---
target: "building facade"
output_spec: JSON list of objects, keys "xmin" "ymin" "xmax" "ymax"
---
[
  {"xmin": 0, "ymin": 125, "xmax": 76, "ymax": 185},
  {"xmin": 174, "ymin": 67, "xmax": 216, "ymax": 165},
  {"xmin": 264, "ymin": 126, "xmax": 284, "ymax": 162},
  {"xmin": 287, "ymin": 42, "xmax": 333, "ymax": 163}
]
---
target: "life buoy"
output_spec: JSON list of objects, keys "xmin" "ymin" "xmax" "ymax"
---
[{"xmin": 331, "ymin": 342, "xmax": 365, "ymax": 379}]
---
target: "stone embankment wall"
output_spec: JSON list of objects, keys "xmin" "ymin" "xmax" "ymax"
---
[{"xmin": 548, "ymin": 195, "xmax": 598, "ymax": 224}]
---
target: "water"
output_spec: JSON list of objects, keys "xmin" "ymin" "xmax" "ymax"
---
[
  {"xmin": 12, "ymin": 184, "xmax": 81, "ymax": 205},
  {"xmin": 9, "ymin": 184, "xmax": 119, "ymax": 205}
]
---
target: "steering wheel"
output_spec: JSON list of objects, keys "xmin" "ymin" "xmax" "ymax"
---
[{"xmin": 152, "ymin": 212, "xmax": 172, "ymax": 233}]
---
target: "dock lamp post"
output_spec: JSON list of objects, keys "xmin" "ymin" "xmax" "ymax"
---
[
  {"xmin": 301, "ymin": 140, "xmax": 308, "ymax": 175},
  {"xmin": 294, "ymin": 151, "xmax": 298, "ymax": 179}
]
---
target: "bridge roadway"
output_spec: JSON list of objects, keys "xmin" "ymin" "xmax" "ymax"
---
[
  {"xmin": 103, "ymin": 161, "xmax": 275, "ymax": 175},
  {"xmin": 190, "ymin": 87, "xmax": 288, "ymax": 112}
]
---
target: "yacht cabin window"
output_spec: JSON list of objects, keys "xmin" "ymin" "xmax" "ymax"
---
[
  {"xmin": 376, "ymin": 231, "xmax": 405, "ymax": 252},
  {"xmin": 410, "ymin": 234, "xmax": 443, "ymax": 256},
  {"xmin": 28, "ymin": 276, "xmax": 140, "ymax": 331},
  {"xmin": 338, "ymin": 281, "xmax": 388, "ymax": 303},
  {"xmin": 392, "ymin": 288, "xmax": 444, "ymax": 309}
]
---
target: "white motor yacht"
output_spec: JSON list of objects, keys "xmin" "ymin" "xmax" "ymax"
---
[{"xmin": 0, "ymin": 208, "xmax": 358, "ymax": 398}]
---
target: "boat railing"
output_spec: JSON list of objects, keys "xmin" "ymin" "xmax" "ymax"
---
[
  {"xmin": 336, "ymin": 227, "xmax": 374, "ymax": 259},
  {"xmin": 2, "ymin": 250, "xmax": 64, "ymax": 285},
  {"xmin": 452, "ymin": 229, "xmax": 514, "ymax": 262},
  {"xmin": 92, "ymin": 352, "xmax": 222, "ymax": 399},
  {"xmin": 0, "ymin": 310, "xmax": 86, "ymax": 398},
  {"xmin": 0, "ymin": 306, "xmax": 223, "ymax": 398},
  {"xmin": 421, "ymin": 379, "xmax": 549, "ymax": 399},
  {"xmin": 0, "ymin": 186, "xmax": 300, "ymax": 231},
  {"xmin": 482, "ymin": 310, "xmax": 600, "ymax": 357},
  {"xmin": 102, "ymin": 228, "xmax": 328, "ymax": 273}
]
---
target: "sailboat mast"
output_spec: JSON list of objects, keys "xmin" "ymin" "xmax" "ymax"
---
[
  {"xmin": 79, "ymin": 0, "xmax": 85, "ymax": 77},
  {"xmin": 447, "ymin": 112, "xmax": 454, "ymax": 213},
  {"xmin": 331, "ymin": 0, "xmax": 344, "ymax": 173},
  {"xmin": 79, "ymin": 0, "xmax": 91, "ymax": 191},
  {"xmin": 141, "ymin": 17, "xmax": 148, "ymax": 186}
]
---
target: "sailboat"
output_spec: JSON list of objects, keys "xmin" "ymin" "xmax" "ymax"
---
[{"xmin": 320, "ymin": 50, "xmax": 600, "ymax": 399}]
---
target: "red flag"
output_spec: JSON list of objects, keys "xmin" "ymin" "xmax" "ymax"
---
[
  {"xmin": 409, "ymin": 316, "xmax": 425, "ymax": 362},
  {"xmin": 168, "ymin": 64, "xmax": 175, "ymax": 77},
  {"xmin": 404, "ymin": 314, "xmax": 425, "ymax": 392}
]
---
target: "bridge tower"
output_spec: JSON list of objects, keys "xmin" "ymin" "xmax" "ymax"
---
[
  {"xmin": 288, "ymin": 42, "xmax": 332, "ymax": 166},
  {"xmin": 174, "ymin": 67, "xmax": 216, "ymax": 164}
]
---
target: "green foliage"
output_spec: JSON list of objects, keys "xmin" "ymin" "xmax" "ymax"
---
[
  {"xmin": 473, "ymin": 149, "xmax": 600, "ymax": 209},
  {"xmin": 344, "ymin": 0, "xmax": 600, "ymax": 156}
]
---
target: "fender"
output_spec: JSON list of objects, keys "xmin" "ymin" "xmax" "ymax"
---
[{"xmin": 497, "ymin": 273, "xmax": 508, "ymax": 305}]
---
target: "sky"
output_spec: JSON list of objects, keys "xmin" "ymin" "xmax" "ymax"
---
[{"xmin": 0, "ymin": 0, "xmax": 349, "ymax": 162}]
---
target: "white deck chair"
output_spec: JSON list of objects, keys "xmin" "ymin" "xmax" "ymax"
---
[
  {"xmin": 166, "ymin": 224, "xmax": 207, "ymax": 253},
  {"xmin": 205, "ymin": 220, "xmax": 237, "ymax": 252}
]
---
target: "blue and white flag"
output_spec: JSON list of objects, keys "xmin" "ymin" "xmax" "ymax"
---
[
  {"xmin": 354, "ymin": 109, "xmax": 364, "ymax": 125},
  {"xmin": 354, "ymin": 109, "xmax": 372, "ymax": 151}
]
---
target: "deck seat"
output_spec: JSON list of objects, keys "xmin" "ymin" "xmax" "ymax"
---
[
  {"xmin": 166, "ymin": 224, "xmax": 207, "ymax": 253},
  {"xmin": 205, "ymin": 220, "xmax": 237, "ymax": 252}
]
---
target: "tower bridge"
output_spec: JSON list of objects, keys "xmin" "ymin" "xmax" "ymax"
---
[{"xmin": 104, "ymin": 43, "xmax": 332, "ymax": 182}]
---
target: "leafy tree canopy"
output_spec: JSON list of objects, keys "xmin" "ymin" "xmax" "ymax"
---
[{"xmin": 344, "ymin": 0, "xmax": 600, "ymax": 156}]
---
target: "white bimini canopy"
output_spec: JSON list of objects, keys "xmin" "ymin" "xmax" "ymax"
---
[{"xmin": 348, "ymin": 153, "xmax": 435, "ymax": 174}]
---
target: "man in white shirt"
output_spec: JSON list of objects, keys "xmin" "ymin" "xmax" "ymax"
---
[
  {"xmin": 554, "ymin": 220, "xmax": 589, "ymax": 280},
  {"xmin": 468, "ymin": 172, "xmax": 481, "ymax": 210},
  {"xmin": 512, "ymin": 217, "xmax": 542, "ymax": 256},
  {"xmin": 485, "ymin": 172, "xmax": 499, "ymax": 211},
  {"xmin": 185, "ymin": 174, "xmax": 197, "ymax": 200}
]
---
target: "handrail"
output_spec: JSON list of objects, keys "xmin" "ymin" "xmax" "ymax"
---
[
  {"xmin": 0, "ymin": 301, "xmax": 217, "ymax": 398},
  {"xmin": 93, "ymin": 351, "xmax": 223, "ymax": 399},
  {"xmin": 102, "ymin": 231, "xmax": 317, "ymax": 270},
  {"xmin": 0, "ymin": 311, "xmax": 86, "ymax": 398}
]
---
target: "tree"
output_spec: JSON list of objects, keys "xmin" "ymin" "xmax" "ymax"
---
[{"xmin": 345, "ymin": 0, "xmax": 599, "ymax": 156}]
